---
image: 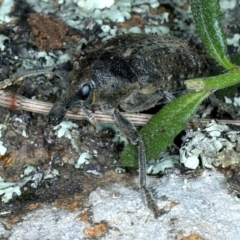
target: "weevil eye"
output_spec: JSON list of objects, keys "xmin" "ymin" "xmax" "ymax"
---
[{"xmin": 79, "ymin": 83, "xmax": 91, "ymax": 100}]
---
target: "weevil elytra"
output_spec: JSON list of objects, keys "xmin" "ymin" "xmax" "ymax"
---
[{"xmin": 48, "ymin": 34, "xmax": 210, "ymax": 218}]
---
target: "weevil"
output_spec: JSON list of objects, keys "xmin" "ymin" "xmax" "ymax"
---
[{"xmin": 48, "ymin": 34, "xmax": 210, "ymax": 218}]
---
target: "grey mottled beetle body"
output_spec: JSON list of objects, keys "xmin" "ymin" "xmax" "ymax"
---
[
  {"xmin": 48, "ymin": 34, "xmax": 210, "ymax": 218},
  {"xmin": 49, "ymin": 34, "xmax": 209, "ymax": 124}
]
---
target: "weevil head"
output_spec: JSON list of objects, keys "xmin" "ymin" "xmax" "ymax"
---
[
  {"xmin": 48, "ymin": 72, "xmax": 97, "ymax": 126},
  {"xmin": 48, "ymin": 47, "xmax": 138, "ymax": 126}
]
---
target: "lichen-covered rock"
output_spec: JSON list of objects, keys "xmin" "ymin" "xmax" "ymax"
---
[{"xmin": 180, "ymin": 120, "xmax": 240, "ymax": 169}]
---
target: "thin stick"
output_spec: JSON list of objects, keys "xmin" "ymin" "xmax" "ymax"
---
[
  {"xmin": 1, "ymin": 90, "xmax": 240, "ymax": 127},
  {"xmin": 0, "ymin": 90, "xmax": 152, "ymax": 126}
]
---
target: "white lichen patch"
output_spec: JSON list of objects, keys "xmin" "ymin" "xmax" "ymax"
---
[
  {"xmin": 53, "ymin": 120, "xmax": 79, "ymax": 138},
  {"xmin": 0, "ymin": 165, "xmax": 59, "ymax": 203},
  {"xmin": 23, "ymin": 0, "xmax": 193, "ymax": 41},
  {"xmin": 224, "ymin": 96, "xmax": 233, "ymax": 104},
  {"xmin": 0, "ymin": 34, "xmax": 9, "ymax": 51},
  {"xmin": 75, "ymin": 152, "xmax": 92, "ymax": 169},
  {"xmin": 0, "ymin": 176, "xmax": 32, "ymax": 203},
  {"xmin": 233, "ymin": 96, "xmax": 240, "ymax": 107},
  {"xmin": 147, "ymin": 152, "xmax": 180, "ymax": 174},
  {"xmin": 96, "ymin": 122, "xmax": 129, "ymax": 146},
  {"xmin": 21, "ymin": 51, "xmax": 61, "ymax": 69},
  {"xmin": 201, "ymin": 104, "xmax": 213, "ymax": 119},
  {"xmin": 180, "ymin": 120, "xmax": 240, "ymax": 169},
  {"xmin": 86, "ymin": 169, "xmax": 102, "ymax": 176},
  {"xmin": 74, "ymin": 0, "xmax": 114, "ymax": 11},
  {"xmin": 180, "ymin": 133, "xmax": 205, "ymax": 169},
  {"xmin": 66, "ymin": 129, "xmax": 81, "ymax": 154},
  {"xmin": 227, "ymin": 33, "xmax": 240, "ymax": 47},
  {"xmin": 115, "ymin": 167, "xmax": 126, "ymax": 174},
  {"xmin": 0, "ymin": 141, "xmax": 7, "ymax": 156},
  {"xmin": 128, "ymin": 26, "xmax": 142, "ymax": 34},
  {"xmin": 53, "ymin": 121, "xmax": 81, "ymax": 155},
  {"xmin": 93, "ymin": 149, "xmax": 98, "ymax": 157},
  {"xmin": 205, "ymin": 120, "xmax": 230, "ymax": 137},
  {"xmin": 220, "ymin": 0, "xmax": 237, "ymax": 9},
  {"xmin": 21, "ymin": 164, "xmax": 36, "ymax": 177},
  {"xmin": 0, "ymin": 0, "xmax": 15, "ymax": 24}
]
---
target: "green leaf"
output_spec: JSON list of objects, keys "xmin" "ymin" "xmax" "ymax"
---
[
  {"xmin": 120, "ymin": 91, "xmax": 211, "ymax": 167},
  {"xmin": 214, "ymin": 84, "xmax": 240, "ymax": 99},
  {"xmin": 191, "ymin": 0, "xmax": 235, "ymax": 70},
  {"xmin": 185, "ymin": 68, "xmax": 240, "ymax": 91}
]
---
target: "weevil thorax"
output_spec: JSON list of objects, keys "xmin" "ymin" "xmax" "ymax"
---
[{"xmin": 69, "ymin": 46, "xmax": 140, "ymax": 112}]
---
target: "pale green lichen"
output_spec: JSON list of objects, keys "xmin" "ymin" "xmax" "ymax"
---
[
  {"xmin": 0, "ymin": 34, "xmax": 9, "ymax": 51},
  {"xmin": 115, "ymin": 167, "xmax": 126, "ymax": 174},
  {"xmin": 0, "ymin": 0, "xmax": 15, "ymax": 24},
  {"xmin": 74, "ymin": 152, "xmax": 91, "ymax": 169},
  {"xmin": 0, "ymin": 165, "xmax": 59, "ymax": 203},
  {"xmin": 53, "ymin": 120, "xmax": 82, "ymax": 156},
  {"xmin": 53, "ymin": 120, "xmax": 79, "ymax": 138},
  {"xmin": 0, "ymin": 176, "xmax": 32, "ymax": 203},
  {"xmin": 147, "ymin": 153, "xmax": 180, "ymax": 175},
  {"xmin": 96, "ymin": 122, "xmax": 129, "ymax": 146},
  {"xmin": 180, "ymin": 121, "xmax": 240, "ymax": 169},
  {"xmin": 0, "ymin": 141, "xmax": 7, "ymax": 156}
]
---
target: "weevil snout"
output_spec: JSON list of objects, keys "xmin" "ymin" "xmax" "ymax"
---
[{"xmin": 48, "ymin": 101, "xmax": 69, "ymax": 125}]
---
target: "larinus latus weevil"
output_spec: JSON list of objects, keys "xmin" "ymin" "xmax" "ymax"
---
[{"xmin": 48, "ymin": 34, "xmax": 210, "ymax": 218}]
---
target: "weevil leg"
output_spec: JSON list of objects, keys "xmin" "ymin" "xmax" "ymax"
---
[{"xmin": 113, "ymin": 109, "xmax": 160, "ymax": 218}]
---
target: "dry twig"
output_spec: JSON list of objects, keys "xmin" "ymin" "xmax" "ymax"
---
[{"xmin": 1, "ymin": 90, "xmax": 240, "ymax": 127}]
